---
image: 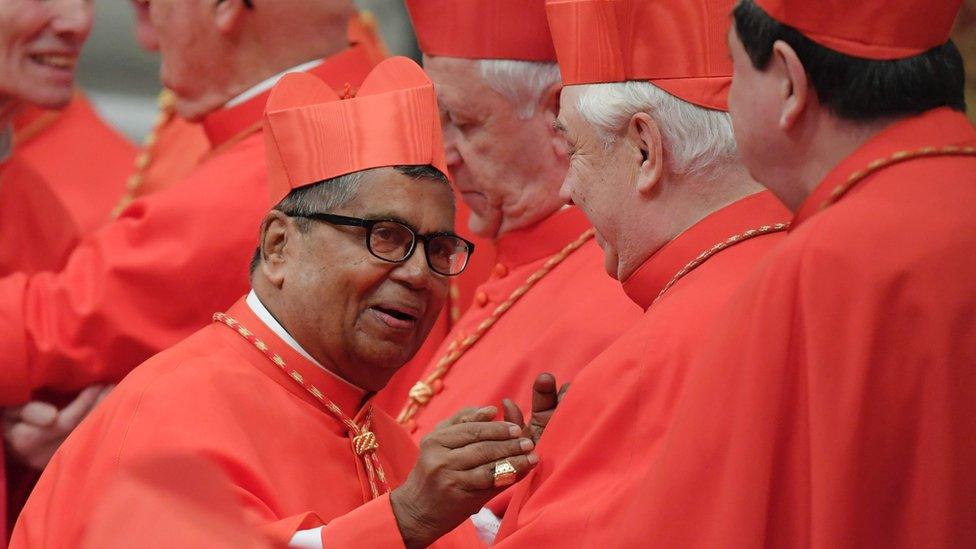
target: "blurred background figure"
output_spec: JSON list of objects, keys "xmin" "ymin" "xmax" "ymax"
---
[{"xmin": 82, "ymin": 0, "xmax": 421, "ymax": 140}]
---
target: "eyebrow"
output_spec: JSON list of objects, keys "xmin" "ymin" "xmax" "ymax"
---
[
  {"xmin": 553, "ymin": 119, "xmax": 568, "ymax": 133},
  {"xmin": 362, "ymin": 212, "xmax": 455, "ymax": 235}
]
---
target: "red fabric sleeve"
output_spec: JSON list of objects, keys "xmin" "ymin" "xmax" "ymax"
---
[
  {"xmin": 319, "ymin": 494, "xmax": 405, "ymax": 548},
  {"xmin": 0, "ymin": 136, "xmax": 269, "ymax": 406}
]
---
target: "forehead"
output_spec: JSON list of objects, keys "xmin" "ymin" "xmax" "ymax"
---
[
  {"xmin": 422, "ymin": 55, "xmax": 493, "ymax": 110},
  {"xmin": 556, "ymin": 86, "xmax": 587, "ymax": 131},
  {"xmin": 340, "ymin": 168, "xmax": 455, "ymax": 232}
]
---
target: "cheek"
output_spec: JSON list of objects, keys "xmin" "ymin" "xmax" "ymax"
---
[{"xmin": 0, "ymin": 6, "xmax": 49, "ymax": 52}]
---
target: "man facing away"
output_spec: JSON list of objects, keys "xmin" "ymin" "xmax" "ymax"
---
[
  {"xmin": 626, "ymin": 1, "xmax": 976, "ymax": 547},
  {"xmin": 14, "ymin": 58, "xmax": 545, "ymax": 549}
]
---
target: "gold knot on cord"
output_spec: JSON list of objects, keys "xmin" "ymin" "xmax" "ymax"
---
[
  {"xmin": 409, "ymin": 381, "xmax": 434, "ymax": 404},
  {"xmin": 353, "ymin": 431, "xmax": 379, "ymax": 456}
]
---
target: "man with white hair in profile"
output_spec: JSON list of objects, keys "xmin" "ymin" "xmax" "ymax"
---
[
  {"xmin": 489, "ymin": 0, "xmax": 790, "ymax": 545},
  {"xmin": 392, "ymin": 0, "xmax": 641, "ymax": 470}
]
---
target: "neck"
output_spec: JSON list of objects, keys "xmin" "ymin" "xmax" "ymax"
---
[
  {"xmin": 176, "ymin": 37, "xmax": 348, "ymax": 121},
  {"xmin": 252, "ymin": 282, "xmax": 340, "ymax": 376},
  {"xmin": 769, "ymin": 114, "xmax": 901, "ymax": 211},
  {"xmin": 617, "ymin": 164, "xmax": 762, "ymax": 280}
]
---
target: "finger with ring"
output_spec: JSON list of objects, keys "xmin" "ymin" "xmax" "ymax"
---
[{"xmin": 493, "ymin": 459, "xmax": 518, "ymax": 488}]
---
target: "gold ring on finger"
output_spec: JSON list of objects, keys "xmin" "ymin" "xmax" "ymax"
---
[{"xmin": 493, "ymin": 459, "xmax": 517, "ymax": 488}]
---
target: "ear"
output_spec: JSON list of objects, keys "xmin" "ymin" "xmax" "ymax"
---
[
  {"xmin": 213, "ymin": 0, "xmax": 248, "ymax": 35},
  {"xmin": 258, "ymin": 211, "xmax": 294, "ymax": 288},
  {"xmin": 541, "ymin": 83, "xmax": 570, "ymax": 160},
  {"xmin": 630, "ymin": 112, "xmax": 664, "ymax": 196},
  {"xmin": 771, "ymin": 40, "xmax": 810, "ymax": 130}
]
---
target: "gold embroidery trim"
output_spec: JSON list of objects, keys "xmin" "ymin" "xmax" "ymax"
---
[{"xmin": 397, "ymin": 228, "xmax": 596, "ymax": 427}]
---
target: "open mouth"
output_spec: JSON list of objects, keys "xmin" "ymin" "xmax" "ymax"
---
[
  {"xmin": 370, "ymin": 305, "xmax": 420, "ymax": 331},
  {"xmin": 30, "ymin": 54, "xmax": 77, "ymax": 71}
]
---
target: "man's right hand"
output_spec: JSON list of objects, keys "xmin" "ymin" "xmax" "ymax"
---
[{"xmin": 390, "ymin": 406, "xmax": 538, "ymax": 548}]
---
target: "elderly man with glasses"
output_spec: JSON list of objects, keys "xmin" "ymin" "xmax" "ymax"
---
[{"xmin": 14, "ymin": 58, "xmax": 544, "ymax": 549}]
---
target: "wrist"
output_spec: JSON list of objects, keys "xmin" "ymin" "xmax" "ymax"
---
[{"xmin": 390, "ymin": 486, "xmax": 440, "ymax": 549}]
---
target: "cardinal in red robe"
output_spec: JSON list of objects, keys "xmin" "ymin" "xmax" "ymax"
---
[{"xmin": 625, "ymin": 1, "xmax": 976, "ymax": 546}]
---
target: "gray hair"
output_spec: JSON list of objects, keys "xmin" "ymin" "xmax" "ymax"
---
[
  {"xmin": 478, "ymin": 59, "xmax": 562, "ymax": 119},
  {"xmin": 576, "ymin": 81, "xmax": 738, "ymax": 177}
]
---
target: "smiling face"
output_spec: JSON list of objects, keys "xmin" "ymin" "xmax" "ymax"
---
[
  {"xmin": 274, "ymin": 168, "xmax": 455, "ymax": 392},
  {"xmin": 423, "ymin": 54, "xmax": 567, "ymax": 239},
  {"xmin": 0, "ymin": 0, "xmax": 93, "ymax": 109},
  {"xmin": 556, "ymin": 85, "xmax": 643, "ymax": 279}
]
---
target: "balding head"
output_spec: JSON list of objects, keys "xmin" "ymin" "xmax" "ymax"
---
[{"xmin": 150, "ymin": 0, "xmax": 356, "ymax": 120}]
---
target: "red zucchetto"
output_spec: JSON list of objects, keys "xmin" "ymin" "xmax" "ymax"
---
[
  {"xmin": 262, "ymin": 56, "xmax": 447, "ymax": 205},
  {"xmin": 405, "ymin": 0, "xmax": 557, "ymax": 61},
  {"xmin": 755, "ymin": 0, "xmax": 963, "ymax": 60},
  {"xmin": 545, "ymin": 0, "xmax": 734, "ymax": 111}
]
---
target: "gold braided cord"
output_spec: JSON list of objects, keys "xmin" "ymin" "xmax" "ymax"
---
[
  {"xmin": 653, "ymin": 223, "xmax": 791, "ymax": 306},
  {"xmin": 653, "ymin": 146, "xmax": 976, "ymax": 304},
  {"xmin": 213, "ymin": 312, "xmax": 389, "ymax": 499},
  {"xmin": 111, "ymin": 90, "xmax": 176, "ymax": 218},
  {"xmin": 397, "ymin": 228, "xmax": 596, "ymax": 426},
  {"xmin": 821, "ymin": 145, "xmax": 976, "ymax": 210}
]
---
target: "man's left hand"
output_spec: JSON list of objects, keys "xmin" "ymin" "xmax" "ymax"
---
[{"xmin": 502, "ymin": 373, "xmax": 569, "ymax": 445}]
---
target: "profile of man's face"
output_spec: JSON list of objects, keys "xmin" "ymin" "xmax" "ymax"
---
[
  {"xmin": 280, "ymin": 167, "xmax": 455, "ymax": 392},
  {"xmin": 556, "ymin": 86, "xmax": 636, "ymax": 280}
]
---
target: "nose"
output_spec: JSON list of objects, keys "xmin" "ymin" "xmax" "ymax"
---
[
  {"xmin": 50, "ymin": 0, "xmax": 94, "ymax": 45},
  {"xmin": 440, "ymin": 120, "xmax": 463, "ymax": 169},
  {"xmin": 389, "ymin": 242, "xmax": 434, "ymax": 290}
]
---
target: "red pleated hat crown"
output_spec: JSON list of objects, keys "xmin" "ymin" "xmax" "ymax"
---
[
  {"xmin": 406, "ymin": 0, "xmax": 557, "ymax": 61},
  {"xmin": 755, "ymin": 0, "xmax": 962, "ymax": 60},
  {"xmin": 546, "ymin": 0, "xmax": 734, "ymax": 111},
  {"xmin": 263, "ymin": 57, "xmax": 447, "ymax": 205}
]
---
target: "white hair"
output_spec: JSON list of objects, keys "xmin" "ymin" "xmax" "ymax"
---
[
  {"xmin": 478, "ymin": 59, "xmax": 562, "ymax": 119},
  {"xmin": 576, "ymin": 81, "xmax": 738, "ymax": 177}
]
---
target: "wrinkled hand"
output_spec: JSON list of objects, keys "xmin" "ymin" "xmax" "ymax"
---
[
  {"xmin": 391, "ymin": 406, "xmax": 538, "ymax": 548},
  {"xmin": 3, "ymin": 385, "xmax": 113, "ymax": 470},
  {"xmin": 502, "ymin": 373, "xmax": 569, "ymax": 445}
]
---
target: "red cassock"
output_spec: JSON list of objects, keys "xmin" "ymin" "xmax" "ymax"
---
[
  {"xmin": 80, "ymin": 455, "xmax": 285, "ymax": 549},
  {"xmin": 12, "ymin": 298, "xmax": 478, "ymax": 548},
  {"xmin": 0, "ymin": 94, "xmax": 135, "ymax": 275},
  {"xmin": 623, "ymin": 108, "xmax": 976, "ymax": 547},
  {"xmin": 492, "ymin": 192, "xmax": 789, "ymax": 545},
  {"xmin": 0, "ymin": 45, "xmax": 377, "ymax": 407},
  {"xmin": 392, "ymin": 207, "xmax": 643, "ymax": 438},
  {"xmin": 113, "ymin": 91, "xmax": 211, "ymax": 214}
]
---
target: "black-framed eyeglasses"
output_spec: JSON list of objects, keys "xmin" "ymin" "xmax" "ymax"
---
[{"xmin": 285, "ymin": 212, "xmax": 475, "ymax": 277}]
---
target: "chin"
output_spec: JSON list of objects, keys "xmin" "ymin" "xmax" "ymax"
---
[{"xmin": 30, "ymin": 91, "xmax": 73, "ymax": 110}]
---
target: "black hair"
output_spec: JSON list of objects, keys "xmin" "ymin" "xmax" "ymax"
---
[{"xmin": 732, "ymin": 0, "xmax": 966, "ymax": 121}]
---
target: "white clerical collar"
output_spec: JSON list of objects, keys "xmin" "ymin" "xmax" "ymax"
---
[
  {"xmin": 245, "ymin": 290, "xmax": 362, "ymax": 392},
  {"xmin": 225, "ymin": 59, "xmax": 323, "ymax": 109}
]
